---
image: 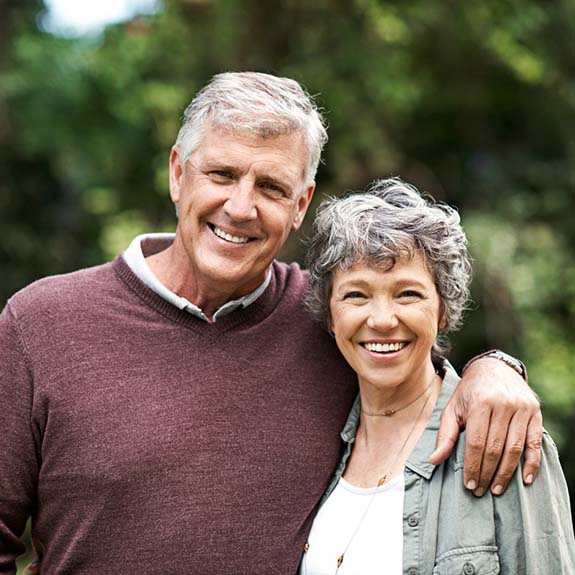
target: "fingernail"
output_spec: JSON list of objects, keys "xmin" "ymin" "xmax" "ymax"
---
[
  {"xmin": 473, "ymin": 488, "xmax": 485, "ymax": 497},
  {"xmin": 492, "ymin": 484, "xmax": 503, "ymax": 495},
  {"xmin": 466, "ymin": 480, "xmax": 477, "ymax": 490},
  {"xmin": 525, "ymin": 474, "xmax": 533, "ymax": 485}
]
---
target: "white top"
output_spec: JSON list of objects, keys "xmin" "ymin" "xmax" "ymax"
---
[
  {"xmin": 123, "ymin": 233, "xmax": 271, "ymax": 322},
  {"xmin": 301, "ymin": 474, "xmax": 405, "ymax": 575}
]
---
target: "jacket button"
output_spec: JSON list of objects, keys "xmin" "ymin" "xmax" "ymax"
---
[
  {"xmin": 407, "ymin": 569, "xmax": 419, "ymax": 575},
  {"xmin": 407, "ymin": 514, "xmax": 419, "ymax": 527},
  {"xmin": 463, "ymin": 562, "xmax": 476, "ymax": 575}
]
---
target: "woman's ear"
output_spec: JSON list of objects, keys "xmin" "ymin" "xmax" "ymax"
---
[
  {"xmin": 327, "ymin": 314, "xmax": 334, "ymax": 337},
  {"xmin": 438, "ymin": 304, "xmax": 447, "ymax": 331}
]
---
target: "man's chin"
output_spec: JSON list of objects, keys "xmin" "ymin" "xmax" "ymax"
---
[{"xmin": 198, "ymin": 260, "xmax": 266, "ymax": 292}]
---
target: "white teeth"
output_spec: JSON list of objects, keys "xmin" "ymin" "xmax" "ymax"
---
[
  {"xmin": 364, "ymin": 342, "xmax": 406, "ymax": 353},
  {"xmin": 213, "ymin": 226, "xmax": 250, "ymax": 244}
]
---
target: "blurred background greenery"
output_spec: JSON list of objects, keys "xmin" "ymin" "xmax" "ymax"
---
[{"xmin": 1, "ymin": 0, "xmax": 573, "ymax": 569}]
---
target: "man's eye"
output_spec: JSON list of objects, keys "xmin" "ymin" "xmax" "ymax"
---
[
  {"xmin": 210, "ymin": 170, "xmax": 233, "ymax": 180},
  {"xmin": 261, "ymin": 182, "xmax": 285, "ymax": 196}
]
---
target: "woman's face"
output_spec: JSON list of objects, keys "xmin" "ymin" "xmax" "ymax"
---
[{"xmin": 329, "ymin": 251, "xmax": 444, "ymax": 393}]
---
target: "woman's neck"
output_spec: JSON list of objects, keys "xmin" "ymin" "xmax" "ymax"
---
[
  {"xmin": 358, "ymin": 359, "xmax": 438, "ymax": 418},
  {"xmin": 343, "ymin": 366, "xmax": 441, "ymax": 488}
]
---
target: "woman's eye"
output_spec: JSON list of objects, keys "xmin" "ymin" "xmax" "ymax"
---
[
  {"xmin": 399, "ymin": 290, "xmax": 422, "ymax": 299},
  {"xmin": 343, "ymin": 291, "xmax": 366, "ymax": 300}
]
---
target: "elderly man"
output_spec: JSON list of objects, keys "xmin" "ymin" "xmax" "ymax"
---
[{"xmin": 0, "ymin": 72, "xmax": 541, "ymax": 574}]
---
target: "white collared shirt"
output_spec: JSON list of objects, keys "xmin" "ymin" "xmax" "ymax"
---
[{"xmin": 123, "ymin": 233, "xmax": 272, "ymax": 322}]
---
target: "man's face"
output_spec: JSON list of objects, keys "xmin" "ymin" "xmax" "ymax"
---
[{"xmin": 169, "ymin": 127, "xmax": 315, "ymax": 299}]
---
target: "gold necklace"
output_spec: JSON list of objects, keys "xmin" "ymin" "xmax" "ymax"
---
[
  {"xmin": 302, "ymin": 374, "xmax": 437, "ymax": 575},
  {"xmin": 360, "ymin": 376, "xmax": 435, "ymax": 417}
]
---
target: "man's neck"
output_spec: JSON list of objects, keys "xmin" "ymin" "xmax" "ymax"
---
[{"xmin": 145, "ymin": 243, "xmax": 259, "ymax": 321}]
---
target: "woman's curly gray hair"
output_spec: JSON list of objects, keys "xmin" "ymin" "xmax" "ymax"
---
[{"xmin": 305, "ymin": 177, "xmax": 472, "ymax": 357}]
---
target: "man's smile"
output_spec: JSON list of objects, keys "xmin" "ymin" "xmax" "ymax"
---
[{"xmin": 208, "ymin": 224, "xmax": 255, "ymax": 244}]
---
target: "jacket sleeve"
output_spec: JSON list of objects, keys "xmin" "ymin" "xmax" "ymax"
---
[
  {"xmin": 494, "ymin": 431, "xmax": 575, "ymax": 574},
  {"xmin": 0, "ymin": 303, "xmax": 38, "ymax": 574}
]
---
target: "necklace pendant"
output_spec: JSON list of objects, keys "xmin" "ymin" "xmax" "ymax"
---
[
  {"xmin": 377, "ymin": 474, "xmax": 387, "ymax": 487},
  {"xmin": 383, "ymin": 408, "xmax": 396, "ymax": 416},
  {"xmin": 303, "ymin": 542, "xmax": 309, "ymax": 553},
  {"xmin": 337, "ymin": 554, "xmax": 344, "ymax": 567}
]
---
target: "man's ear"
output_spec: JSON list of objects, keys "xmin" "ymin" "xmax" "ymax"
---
[
  {"xmin": 169, "ymin": 146, "xmax": 184, "ymax": 205},
  {"xmin": 291, "ymin": 182, "xmax": 316, "ymax": 232}
]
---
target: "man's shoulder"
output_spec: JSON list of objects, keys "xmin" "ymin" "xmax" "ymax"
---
[
  {"xmin": 271, "ymin": 260, "xmax": 314, "ymax": 317},
  {"xmin": 272, "ymin": 260, "xmax": 310, "ymax": 290},
  {"xmin": 270, "ymin": 260, "xmax": 330, "ymax": 333},
  {"xmin": 6, "ymin": 259, "xmax": 119, "ymax": 316}
]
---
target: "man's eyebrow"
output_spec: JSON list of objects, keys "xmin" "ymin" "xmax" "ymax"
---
[
  {"xmin": 199, "ymin": 160, "xmax": 239, "ymax": 173},
  {"xmin": 257, "ymin": 174, "xmax": 293, "ymax": 190}
]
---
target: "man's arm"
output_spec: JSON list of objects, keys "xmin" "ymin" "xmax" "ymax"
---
[
  {"xmin": 430, "ymin": 353, "xmax": 542, "ymax": 497},
  {"xmin": 0, "ymin": 303, "xmax": 38, "ymax": 573}
]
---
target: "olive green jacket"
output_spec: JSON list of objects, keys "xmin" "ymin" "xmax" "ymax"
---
[{"xmin": 318, "ymin": 362, "xmax": 575, "ymax": 575}]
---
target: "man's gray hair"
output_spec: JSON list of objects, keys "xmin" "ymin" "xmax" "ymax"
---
[
  {"xmin": 305, "ymin": 177, "xmax": 472, "ymax": 357},
  {"xmin": 175, "ymin": 72, "xmax": 328, "ymax": 185}
]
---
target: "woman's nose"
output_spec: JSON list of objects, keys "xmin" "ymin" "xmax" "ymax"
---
[{"xmin": 366, "ymin": 301, "xmax": 399, "ymax": 331}]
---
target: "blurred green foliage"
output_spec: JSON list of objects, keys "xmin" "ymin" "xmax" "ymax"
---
[{"xmin": 1, "ymin": 0, "xmax": 573, "ymax": 567}]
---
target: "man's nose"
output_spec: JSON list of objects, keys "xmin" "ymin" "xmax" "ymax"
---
[
  {"xmin": 223, "ymin": 180, "xmax": 257, "ymax": 222},
  {"xmin": 366, "ymin": 300, "xmax": 399, "ymax": 331}
]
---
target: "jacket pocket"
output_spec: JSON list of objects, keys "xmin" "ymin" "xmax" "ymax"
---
[{"xmin": 433, "ymin": 546, "xmax": 500, "ymax": 575}]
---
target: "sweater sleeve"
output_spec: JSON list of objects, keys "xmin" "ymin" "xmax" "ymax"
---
[
  {"xmin": 494, "ymin": 431, "xmax": 575, "ymax": 574},
  {"xmin": 0, "ymin": 303, "xmax": 38, "ymax": 574}
]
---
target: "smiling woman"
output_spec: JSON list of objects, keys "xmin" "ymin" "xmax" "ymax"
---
[
  {"xmin": 301, "ymin": 177, "xmax": 574, "ymax": 575},
  {"xmin": 329, "ymin": 253, "xmax": 444, "ymax": 414}
]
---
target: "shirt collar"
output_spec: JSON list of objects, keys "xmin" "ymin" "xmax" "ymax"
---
[
  {"xmin": 405, "ymin": 362, "xmax": 459, "ymax": 479},
  {"xmin": 339, "ymin": 359, "xmax": 460, "ymax": 480},
  {"xmin": 123, "ymin": 233, "xmax": 272, "ymax": 322}
]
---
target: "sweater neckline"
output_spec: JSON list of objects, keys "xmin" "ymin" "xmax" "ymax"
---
[{"xmin": 112, "ymin": 255, "xmax": 282, "ymax": 335}]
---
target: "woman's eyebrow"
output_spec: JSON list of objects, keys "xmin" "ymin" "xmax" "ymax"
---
[
  {"xmin": 393, "ymin": 278, "xmax": 430, "ymax": 290},
  {"xmin": 334, "ymin": 278, "xmax": 371, "ymax": 290}
]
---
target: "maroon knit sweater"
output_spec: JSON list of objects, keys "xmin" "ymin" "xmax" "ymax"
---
[{"xmin": 0, "ymin": 257, "xmax": 357, "ymax": 574}]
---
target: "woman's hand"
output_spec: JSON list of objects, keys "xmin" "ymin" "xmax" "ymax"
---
[{"xmin": 429, "ymin": 357, "xmax": 542, "ymax": 497}]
